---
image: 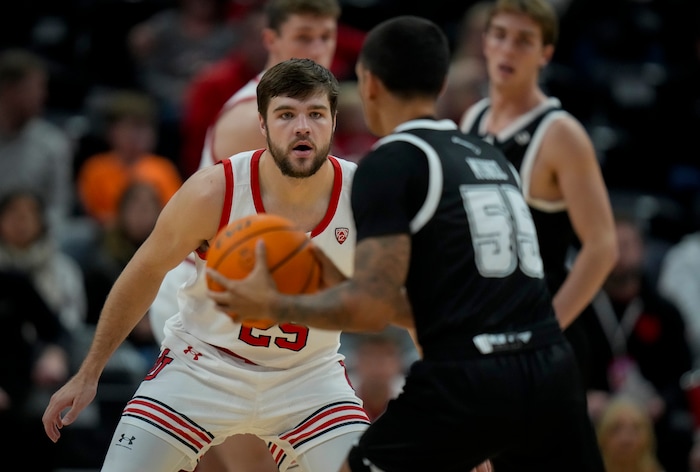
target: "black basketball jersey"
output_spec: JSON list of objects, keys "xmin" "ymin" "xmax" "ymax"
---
[
  {"xmin": 350, "ymin": 119, "xmax": 557, "ymax": 356},
  {"xmin": 460, "ymin": 98, "xmax": 574, "ymax": 293}
]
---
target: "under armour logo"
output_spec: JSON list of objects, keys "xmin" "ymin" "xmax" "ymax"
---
[
  {"xmin": 184, "ymin": 346, "xmax": 202, "ymax": 360},
  {"xmin": 119, "ymin": 434, "xmax": 135, "ymax": 445}
]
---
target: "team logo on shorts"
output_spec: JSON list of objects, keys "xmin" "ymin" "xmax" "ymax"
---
[{"xmin": 335, "ymin": 227, "xmax": 349, "ymax": 244}]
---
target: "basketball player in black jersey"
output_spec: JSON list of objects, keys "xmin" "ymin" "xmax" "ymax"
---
[
  {"xmin": 209, "ymin": 15, "xmax": 605, "ymax": 472},
  {"xmin": 459, "ymin": 0, "xmax": 618, "ymax": 386}
]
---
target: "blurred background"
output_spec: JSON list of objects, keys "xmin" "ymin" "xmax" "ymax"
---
[{"xmin": 2, "ymin": 0, "xmax": 700, "ymax": 470}]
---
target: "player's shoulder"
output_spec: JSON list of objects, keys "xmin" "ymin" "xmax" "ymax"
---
[
  {"xmin": 329, "ymin": 155, "xmax": 358, "ymax": 186},
  {"xmin": 330, "ymin": 154, "xmax": 358, "ymax": 168},
  {"xmin": 218, "ymin": 98, "xmax": 259, "ymax": 126},
  {"xmin": 541, "ymin": 108, "xmax": 592, "ymax": 151}
]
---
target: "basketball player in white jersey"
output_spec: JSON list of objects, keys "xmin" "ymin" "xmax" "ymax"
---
[
  {"xmin": 43, "ymin": 59, "xmax": 370, "ymax": 472},
  {"xmin": 148, "ymin": 2, "xmax": 342, "ymax": 469},
  {"xmin": 152, "ymin": 0, "xmax": 341, "ymax": 349}
]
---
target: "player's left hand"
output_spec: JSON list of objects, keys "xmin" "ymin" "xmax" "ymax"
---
[{"xmin": 207, "ymin": 240, "xmax": 278, "ymax": 323}]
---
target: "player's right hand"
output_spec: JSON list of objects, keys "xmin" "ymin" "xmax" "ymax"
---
[{"xmin": 41, "ymin": 374, "xmax": 98, "ymax": 442}]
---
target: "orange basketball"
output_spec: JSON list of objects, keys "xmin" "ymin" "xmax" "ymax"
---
[{"xmin": 206, "ymin": 213, "xmax": 321, "ymax": 328}]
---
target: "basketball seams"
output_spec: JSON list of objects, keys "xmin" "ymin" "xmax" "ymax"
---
[
  {"xmin": 209, "ymin": 223, "xmax": 295, "ymax": 271},
  {"xmin": 298, "ymin": 253, "xmax": 321, "ymax": 293},
  {"xmin": 206, "ymin": 214, "xmax": 321, "ymax": 297},
  {"xmin": 268, "ymin": 237, "xmax": 312, "ymax": 273}
]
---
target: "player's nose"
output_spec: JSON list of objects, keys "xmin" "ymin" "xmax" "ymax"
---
[{"xmin": 295, "ymin": 115, "xmax": 311, "ymax": 134}]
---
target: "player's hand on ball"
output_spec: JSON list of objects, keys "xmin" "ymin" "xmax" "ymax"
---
[
  {"xmin": 311, "ymin": 244, "xmax": 346, "ymax": 289},
  {"xmin": 207, "ymin": 240, "xmax": 278, "ymax": 323}
]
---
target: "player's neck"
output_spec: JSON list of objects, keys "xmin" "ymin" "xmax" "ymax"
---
[
  {"xmin": 488, "ymin": 84, "xmax": 547, "ymax": 124},
  {"xmin": 378, "ymin": 98, "xmax": 437, "ymax": 136},
  {"xmin": 258, "ymin": 154, "xmax": 334, "ymax": 230}
]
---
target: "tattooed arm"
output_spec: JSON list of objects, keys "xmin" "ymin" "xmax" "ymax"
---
[{"xmin": 208, "ymin": 233, "xmax": 413, "ymax": 333}]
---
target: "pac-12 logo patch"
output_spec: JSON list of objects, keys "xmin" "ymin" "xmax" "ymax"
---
[{"xmin": 335, "ymin": 227, "xmax": 349, "ymax": 244}]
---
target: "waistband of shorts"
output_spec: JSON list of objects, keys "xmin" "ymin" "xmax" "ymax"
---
[
  {"xmin": 422, "ymin": 318, "xmax": 564, "ymax": 361},
  {"xmin": 212, "ymin": 345, "xmax": 259, "ymax": 365}
]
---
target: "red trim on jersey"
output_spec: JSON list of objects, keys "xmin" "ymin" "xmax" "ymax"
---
[
  {"xmin": 309, "ymin": 156, "xmax": 343, "ymax": 238},
  {"xmin": 251, "ymin": 149, "xmax": 265, "ymax": 213},
  {"xmin": 195, "ymin": 159, "xmax": 234, "ymax": 260},
  {"xmin": 249, "ymin": 153, "xmax": 344, "ymax": 236},
  {"xmin": 219, "ymin": 159, "xmax": 234, "ymax": 230}
]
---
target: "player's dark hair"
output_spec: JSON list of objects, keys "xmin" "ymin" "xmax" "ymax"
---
[
  {"xmin": 257, "ymin": 58, "xmax": 339, "ymax": 119},
  {"xmin": 358, "ymin": 16, "xmax": 450, "ymax": 100},
  {"xmin": 266, "ymin": 0, "xmax": 341, "ymax": 31}
]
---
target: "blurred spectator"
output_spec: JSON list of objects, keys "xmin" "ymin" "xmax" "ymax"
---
[
  {"xmin": 82, "ymin": 181, "xmax": 163, "ymax": 333},
  {"xmin": 0, "ymin": 48, "xmax": 75, "ymax": 234},
  {"xmin": 127, "ymin": 0, "xmax": 238, "ymax": 158},
  {"xmin": 436, "ymin": 57, "xmax": 487, "ymax": 124},
  {"xmin": 330, "ymin": 22, "xmax": 366, "ymax": 81},
  {"xmin": 658, "ymin": 229, "xmax": 700, "ymax": 368},
  {"xmin": 436, "ymin": 1, "xmax": 489, "ymax": 124},
  {"xmin": 332, "ymin": 81, "xmax": 376, "ymax": 163},
  {"xmin": 658, "ymin": 206, "xmax": 700, "ymax": 471},
  {"xmin": 346, "ymin": 332, "xmax": 406, "ymax": 422},
  {"xmin": 180, "ymin": 2, "xmax": 267, "ymax": 178},
  {"xmin": 0, "ymin": 270, "xmax": 71, "ymax": 469},
  {"xmin": 0, "ymin": 189, "xmax": 87, "ymax": 331},
  {"xmin": 582, "ymin": 211, "xmax": 694, "ymax": 471},
  {"xmin": 451, "ymin": 0, "xmax": 490, "ymax": 62},
  {"xmin": 596, "ymin": 395, "xmax": 664, "ymax": 472},
  {"xmin": 76, "ymin": 89, "xmax": 182, "ymax": 228}
]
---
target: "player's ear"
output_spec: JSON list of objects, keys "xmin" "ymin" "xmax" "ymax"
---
[
  {"xmin": 540, "ymin": 44, "xmax": 554, "ymax": 68},
  {"xmin": 366, "ymin": 71, "xmax": 383, "ymax": 100},
  {"xmin": 259, "ymin": 113, "xmax": 267, "ymax": 136},
  {"xmin": 261, "ymin": 27, "xmax": 276, "ymax": 52},
  {"xmin": 357, "ymin": 66, "xmax": 378, "ymax": 101}
]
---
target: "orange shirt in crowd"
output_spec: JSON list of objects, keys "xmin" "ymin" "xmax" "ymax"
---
[{"xmin": 77, "ymin": 152, "xmax": 182, "ymax": 226}]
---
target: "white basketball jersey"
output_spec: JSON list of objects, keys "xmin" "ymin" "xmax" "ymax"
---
[
  {"xmin": 199, "ymin": 73, "xmax": 263, "ymax": 170},
  {"xmin": 165, "ymin": 150, "xmax": 357, "ymax": 370}
]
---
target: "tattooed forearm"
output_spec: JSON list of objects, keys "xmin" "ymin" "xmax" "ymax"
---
[{"xmin": 271, "ymin": 234, "xmax": 412, "ymax": 332}]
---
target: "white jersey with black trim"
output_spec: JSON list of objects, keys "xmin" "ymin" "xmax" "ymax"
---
[
  {"xmin": 198, "ymin": 72, "xmax": 264, "ymax": 171},
  {"xmin": 165, "ymin": 149, "xmax": 357, "ymax": 370}
]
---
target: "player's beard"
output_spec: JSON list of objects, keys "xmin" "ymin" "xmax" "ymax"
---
[{"xmin": 267, "ymin": 134, "xmax": 332, "ymax": 179}]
